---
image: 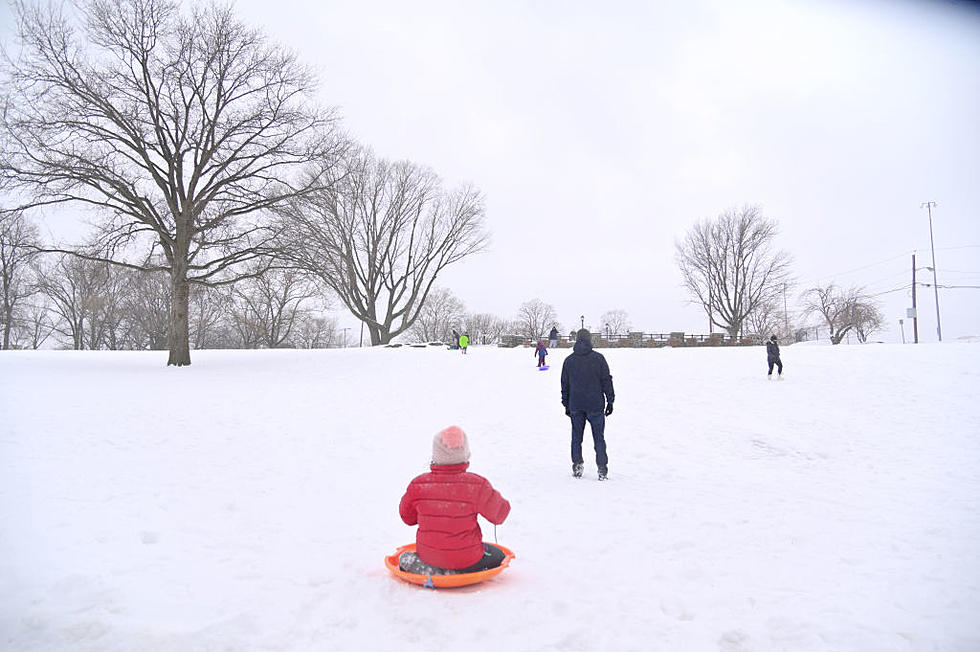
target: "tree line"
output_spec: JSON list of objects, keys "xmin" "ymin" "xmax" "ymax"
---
[
  {"xmin": 676, "ymin": 205, "xmax": 885, "ymax": 345},
  {"xmin": 1, "ymin": 1, "xmax": 885, "ymax": 361},
  {"xmin": 1, "ymin": 209, "xmax": 339, "ymax": 350},
  {"xmin": 0, "ymin": 0, "xmax": 487, "ymax": 364}
]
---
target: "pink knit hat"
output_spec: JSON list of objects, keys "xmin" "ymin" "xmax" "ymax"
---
[{"xmin": 432, "ymin": 425, "xmax": 471, "ymax": 465}]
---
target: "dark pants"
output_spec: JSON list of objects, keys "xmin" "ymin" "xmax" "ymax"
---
[
  {"xmin": 459, "ymin": 543, "xmax": 505, "ymax": 572},
  {"xmin": 570, "ymin": 410, "xmax": 608, "ymax": 468},
  {"xmin": 399, "ymin": 543, "xmax": 505, "ymax": 575},
  {"xmin": 538, "ymin": 354, "xmax": 546, "ymax": 367},
  {"xmin": 768, "ymin": 358, "xmax": 783, "ymax": 374}
]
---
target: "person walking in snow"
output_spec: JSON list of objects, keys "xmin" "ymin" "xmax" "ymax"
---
[
  {"xmin": 451, "ymin": 328, "xmax": 460, "ymax": 350},
  {"xmin": 549, "ymin": 325, "xmax": 559, "ymax": 349},
  {"xmin": 398, "ymin": 425, "xmax": 511, "ymax": 574},
  {"xmin": 535, "ymin": 339, "xmax": 549, "ymax": 368},
  {"xmin": 459, "ymin": 332, "xmax": 469, "ymax": 354},
  {"xmin": 767, "ymin": 334, "xmax": 783, "ymax": 379},
  {"xmin": 560, "ymin": 329, "xmax": 615, "ymax": 480}
]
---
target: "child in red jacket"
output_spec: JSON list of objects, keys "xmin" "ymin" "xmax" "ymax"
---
[{"xmin": 398, "ymin": 425, "xmax": 510, "ymax": 574}]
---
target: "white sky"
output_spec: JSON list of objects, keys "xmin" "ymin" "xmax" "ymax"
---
[{"xmin": 3, "ymin": 0, "xmax": 979, "ymax": 342}]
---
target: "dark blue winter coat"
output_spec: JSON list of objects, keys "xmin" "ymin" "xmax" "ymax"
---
[
  {"xmin": 766, "ymin": 340, "xmax": 781, "ymax": 361},
  {"xmin": 560, "ymin": 336, "xmax": 615, "ymax": 414}
]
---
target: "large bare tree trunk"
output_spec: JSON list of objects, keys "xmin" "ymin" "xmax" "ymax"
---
[{"xmin": 168, "ymin": 240, "xmax": 191, "ymax": 366}]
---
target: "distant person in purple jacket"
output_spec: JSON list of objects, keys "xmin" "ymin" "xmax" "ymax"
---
[{"xmin": 535, "ymin": 339, "xmax": 548, "ymax": 368}]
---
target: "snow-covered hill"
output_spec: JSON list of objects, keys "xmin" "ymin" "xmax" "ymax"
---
[{"xmin": 1, "ymin": 343, "xmax": 978, "ymax": 652}]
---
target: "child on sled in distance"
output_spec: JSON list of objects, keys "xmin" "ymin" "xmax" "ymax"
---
[
  {"xmin": 535, "ymin": 339, "xmax": 548, "ymax": 368},
  {"xmin": 398, "ymin": 425, "xmax": 510, "ymax": 575}
]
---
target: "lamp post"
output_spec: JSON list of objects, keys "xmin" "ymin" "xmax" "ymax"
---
[
  {"xmin": 921, "ymin": 201, "xmax": 942, "ymax": 342},
  {"xmin": 899, "ymin": 318, "xmax": 906, "ymax": 344},
  {"xmin": 580, "ymin": 315, "xmax": 584, "ymax": 330}
]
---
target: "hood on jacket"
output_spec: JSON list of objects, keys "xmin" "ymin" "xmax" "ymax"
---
[{"xmin": 573, "ymin": 330, "xmax": 593, "ymax": 355}]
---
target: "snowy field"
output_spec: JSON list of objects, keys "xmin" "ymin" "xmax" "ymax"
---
[{"xmin": 1, "ymin": 342, "xmax": 979, "ymax": 652}]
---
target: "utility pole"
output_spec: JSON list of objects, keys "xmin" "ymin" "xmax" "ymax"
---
[
  {"xmin": 911, "ymin": 251, "xmax": 919, "ymax": 344},
  {"xmin": 921, "ymin": 201, "xmax": 942, "ymax": 341}
]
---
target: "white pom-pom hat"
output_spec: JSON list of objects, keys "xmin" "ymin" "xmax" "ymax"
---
[{"xmin": 432, "ymin": 425, "xmax": 471, "ymax": 465}]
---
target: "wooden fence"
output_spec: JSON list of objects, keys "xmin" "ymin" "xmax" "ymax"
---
[{"xmin": 500, "ymin": 331, "xmax": 757, "ymax": 348}]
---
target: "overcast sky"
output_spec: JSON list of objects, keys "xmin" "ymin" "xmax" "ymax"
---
[{"xmin": 4, "ymin": 0, "xmax": 979, "ymax": 342}]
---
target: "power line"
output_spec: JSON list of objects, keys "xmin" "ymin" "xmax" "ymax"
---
[
  {"xmin": 815, "ymin": 251, "xmax": 912, "ymax": 282},
  {"xmin": 934, "ymin": 244, "xmax": 980, "ymax": 252},
  {"xmin": 811, "ymin": 242, "xmax": 980, "ymax": 281},
  {"xmin": 867, "ymin": 284, "xmax": 912, "ymax": 298}
]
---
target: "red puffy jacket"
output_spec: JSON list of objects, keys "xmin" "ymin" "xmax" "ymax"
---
[{"xmin": 399, "ymin": 463, "xmax": 511, "ymax": 569}]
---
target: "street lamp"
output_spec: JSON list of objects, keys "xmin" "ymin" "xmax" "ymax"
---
[
  {"xmin": 580, "ymin": 315, "xmax": 584, "ymax": 330},
  {"xmin": 921, "ymin": 201, "xmax": 942, "ymax": 341}
]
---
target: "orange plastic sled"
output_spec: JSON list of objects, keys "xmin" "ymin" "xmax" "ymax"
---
[{"xmin": 385, "ymin": 543, "xmax": 516, "ymax": 588}]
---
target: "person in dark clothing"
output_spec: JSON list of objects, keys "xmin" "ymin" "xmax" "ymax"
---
[
  {"xmin": 560, "ymin": 329, "xmax": 615, "ymax": 480},
  {"xmin": 549, "ymin": 326, "xmax": 559, "ymax": 348},
  {"xmin": 767, "ymin": 335, "xmax": 783, "ymax": 379}
]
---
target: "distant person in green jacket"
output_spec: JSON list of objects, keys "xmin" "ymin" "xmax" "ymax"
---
[{"xmin": 459, "ymin": 333, "xmax": 469, "ymax": 354}]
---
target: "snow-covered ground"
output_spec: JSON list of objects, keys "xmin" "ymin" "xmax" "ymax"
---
[{"xmin": 1, "ymin": 343, "xmax": 978, "ymax": 652}]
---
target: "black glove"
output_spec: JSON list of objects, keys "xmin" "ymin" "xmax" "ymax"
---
[
  {"xmin": 604, "ymin": 403, "xmax": 614, "ymax": 416},
  {"xmin": 564, "ymin": 405, "xmax": 570, "ymax": 417}
]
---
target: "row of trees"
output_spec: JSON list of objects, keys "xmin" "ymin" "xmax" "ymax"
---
[
  {"xmin": 676, "ymin": 206, "xmax": 885, "ymax": 345},
  {"xmin": 1, "ymin": 210, "xmax": 341, "ymax": 350},
  {"xmin": 406, "ymin": 292, "xmax": 633, "ymax": 345},
  {"xmin": 0, "ymin": 0, "xmax": 487, "ymax": 364}
]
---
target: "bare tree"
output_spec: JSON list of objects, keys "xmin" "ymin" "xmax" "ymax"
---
[
  {"xmin": 0, "ymin": 209, "xmax": 40, "ymax": 349},
  {"xmin": 464, "ymin": 312, "xmax": 509, "ymax": 346},
  {"xmin": 16, "ymin": 298, "xmax": 55, "ymax": 349},
  {"xmin": 292, "ymin": 312, "xmax": 338, "ymax": 349},
  {"xmin": 35, "ymin": 256, "xmax": 107, "ymax": 349},
  {"xmin": 87, "ymin": 263, "xmax": 134, "ymax": 350},
  {"xmin": 280, "ymin": 148, "xmax": 489, "ymax": 345},
  {"xmin": 802, "ymin": 284, "xmax": 880, "ymax": 345},
  {"xmin": 853, "ymin": 301, "xmax": 885, "ymax": 343},
  {"xmin": 516, "ymin": 298, "xmax": 557, "ymax": 340},
  {"xmin": 189, "ymin": 285, "xmax": 230, "ymax": 350},
  {"xmin": 676, "ymin": 206, "xmax": 793, "ymax": 338},
  {"xmin": 0, "ymin": 0, "xmax": 342, "ymax": 365},
  {"xmin": 228, "ymin": 266, "xmax": 317, "ymax": 348},
  {"xmin": 408, "ymin": 287, "xmax": 466, "ymax": 343},
  {"xmin": 745, "ymin": 299, "xmax": 790, "ymax": 344},
  {"xmin": 600, "ymin": 309, "xmax": 631, "ymax": 336},
  {"xmin": 122, "ymin": 270, "xmax": 171, "ymax": 350}
]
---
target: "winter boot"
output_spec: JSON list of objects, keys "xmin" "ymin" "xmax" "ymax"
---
[
  {"xmin": 598, "ymin": 467, "xmax": 608, "ymax": 481},
  {"xmin": 572, "ymin": 463, "xmax": 584, "ymax": 478}
]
